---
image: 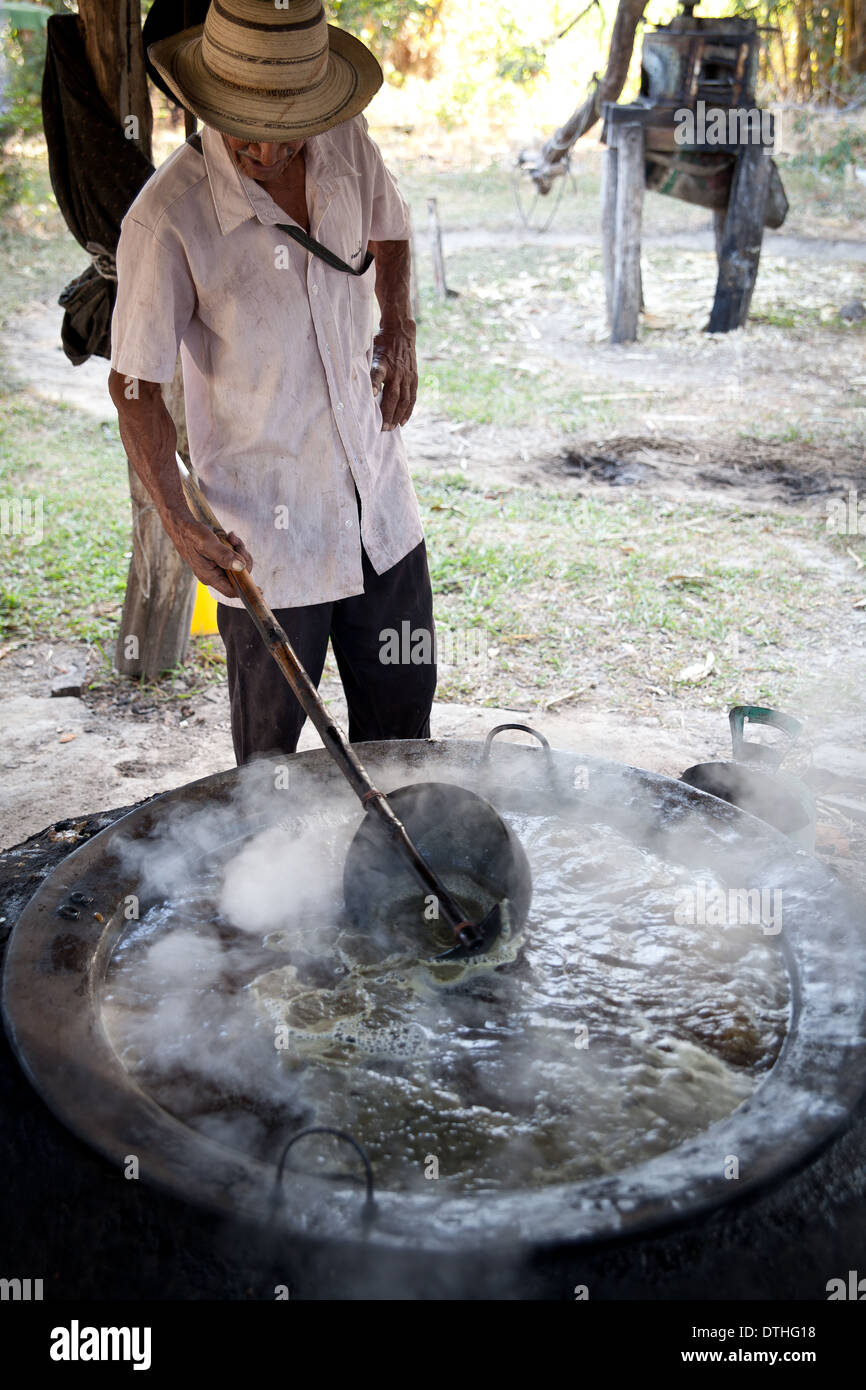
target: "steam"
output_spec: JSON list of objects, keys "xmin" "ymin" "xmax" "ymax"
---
[{"xmin": 219, "ymin": 821, "xmax": 351, "ymax": 934}]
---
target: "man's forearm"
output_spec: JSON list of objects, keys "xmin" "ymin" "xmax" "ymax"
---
[
  {"xmin": 107, "ymin": 369, "xmax": 251, "ymax": 595},
  {"xmin": 108, "ymin": 371, "xmax": 189, "ymax": 539},
  {"xmin": 369, "ymin": 239, "xmax": 413, "ymax": 331},
  {"xmin": 367, "ymin": 240, "xmax": 417, "ymax": 429}
]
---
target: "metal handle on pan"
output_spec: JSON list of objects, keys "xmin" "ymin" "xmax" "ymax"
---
[
  {"xmin": 483, "ymin": 723, "xmax": 551, "ymax": 757},
  {"xmin": 274, "ymin": 1126, "xmax": 377, "ymax": 1229},
  {"xmin": 729, "ymin": 706, "xmax": 803, "ymax": 768},
  {"xmin": 482, "ymin": 723, "xmax": 560, "ymax": 794}
]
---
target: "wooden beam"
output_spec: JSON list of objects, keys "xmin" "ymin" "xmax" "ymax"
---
[
  {"xmin": 609, "ymin": 122, "xmax": 644, "ymax": 345},
  {"xmin": 708, "ymin": 145, "xmax": 771, "ymax": 334}
]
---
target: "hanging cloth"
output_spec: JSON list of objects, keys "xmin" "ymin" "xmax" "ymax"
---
[{"xmin": 41, "ymin": 13, "xmax": 155, "ymax": 364}]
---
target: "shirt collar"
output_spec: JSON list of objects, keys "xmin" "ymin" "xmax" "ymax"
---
[{"xmin": 201, "ymin": 124, "xmax": 360, "ymax": 237}]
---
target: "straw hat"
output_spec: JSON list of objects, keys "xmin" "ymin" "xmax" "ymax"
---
[{"xmin": 148, "ymin": 0, "xmax": 383, "ymax": 143}]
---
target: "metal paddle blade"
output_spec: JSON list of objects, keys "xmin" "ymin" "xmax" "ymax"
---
[
  {"xmin": 342, "ymin": 782, "xmax": 532, "ymax": 961},
  {"xmin": 434, "ymin": 899, "xmax": 511, "ymax": 962}
]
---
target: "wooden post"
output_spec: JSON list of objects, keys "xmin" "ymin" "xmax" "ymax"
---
[
  {"xmin": 408, "ymin": 210, "xmax": 421, "ymax": 325},
  {"xmin": 427, "ymin": 196, "xmax": 450, "ymax": 300},
  {"xmin": 609, "ymin": 122, "xmax": 644, "ymax": 344},
  {"xmin": 600, "ymin": 139, "xmax": 618, "ymax": 321},
  {"xmin": 79, "ymin": 0, "xmax": 153, "ymax": 159},
  {"xmin": 707, "ymin": 145, "xmax": 771, "ymax": 334},
  {"xmin": 78, "ymin": 0, "xmax": 197, "ymax": 679}
]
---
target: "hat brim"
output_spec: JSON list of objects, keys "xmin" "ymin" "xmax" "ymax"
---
[{"xmin": 148, "ymin": 24, "xmax": 383, "ymax": 142}]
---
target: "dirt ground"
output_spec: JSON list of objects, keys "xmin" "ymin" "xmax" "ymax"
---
[{"xmin": 1, "ymin": 220, "xmax": 865, "ymax": 899}]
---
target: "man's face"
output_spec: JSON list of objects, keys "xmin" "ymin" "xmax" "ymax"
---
[{"xmin": 222, "ymin": 134, "xmax": 306, "ymax": 181}]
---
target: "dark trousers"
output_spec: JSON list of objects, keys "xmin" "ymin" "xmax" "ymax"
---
[{"xmin": 217, "ymin": 539, "xmax": 437, "ymax": 764}]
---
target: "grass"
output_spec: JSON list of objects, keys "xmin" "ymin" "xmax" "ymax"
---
[
  {"xmin": 0, "ymin": 388, "xmax": 129, "ymax": 647},
  {"xmin": 416, "ymin": 472, "xmax": 848, "ymax": 708},
  {"xmin": 0, "ymin": 156, "xmax": 82, "ymax": 328},
  {"xmin": 411, "ymin": 230, "xmax": 866, "ymax": 430},
  {"xmin": 0, "ymin": 375, "xmax": 233, "ymax": 696},
  {"xmin": 2, "ymin": 368, "xmax": 848, "ymax": 713},
  {"xmin": 413, "ymin": 244, "xmax": 612, "ymax": 429}
]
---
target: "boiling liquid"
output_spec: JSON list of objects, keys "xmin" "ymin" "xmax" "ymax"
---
[{"xmin": 103, "ymin": 808, "xmax": 789, "ymax": 1194}]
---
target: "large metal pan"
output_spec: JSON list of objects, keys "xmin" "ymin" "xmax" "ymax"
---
[{"xmin": 3, "ymin": 734, "xmax": 866, "ymax": 1260}]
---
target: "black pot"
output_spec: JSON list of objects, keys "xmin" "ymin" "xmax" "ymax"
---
[{"xmin": 681, "ymin": 706, "xmax": 816, "ymax": 850}]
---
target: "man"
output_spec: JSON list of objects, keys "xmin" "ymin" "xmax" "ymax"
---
[{"xmin": 108, "ymin": 0, "xmax": 435, "ymax": 763}]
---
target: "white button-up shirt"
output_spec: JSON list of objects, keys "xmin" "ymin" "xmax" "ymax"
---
[{"xmin": 110, "ymin": 116, "xmax": 423, "ymax": 609}]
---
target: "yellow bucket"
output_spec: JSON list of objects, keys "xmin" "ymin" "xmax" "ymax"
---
[{"xmin": 190, "ymin": 582, "xmax": 219, "ymax": 636}]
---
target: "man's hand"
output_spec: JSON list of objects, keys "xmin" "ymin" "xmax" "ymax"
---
[
  {"xmin": 167, "ymin": 513, "xmax": 253, "ymax": 600},
  {"xmin": 368, "ymin": 239, "xmax": 417, "ymax": 432},
  {"xmin": 370, "ymin": 322, "xmax": 417, "ymax": 431}
]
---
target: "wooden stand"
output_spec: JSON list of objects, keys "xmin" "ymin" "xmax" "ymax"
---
[{"xmin": 601, "ymin": 101, "xmax": 774, "ymax": 342}]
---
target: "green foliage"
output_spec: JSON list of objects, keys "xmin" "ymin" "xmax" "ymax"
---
[
  {"xmin": 331, "ymin": 0, "xmax": 432, "ymax": 35},
  {"xmin": 329, "ymin": 0, "xmax": 443, "ymax": 76},
  {"xmin": 495, "ymin": 41, "xmax": 547, "ymax": 87},
  {"xmin": 727, "ymin": 0, "xmax": 866, "ymax": 100},
  {"xmin": 1, "ymin": 2, "xmax": 69, "ymax": 140},
  {"xmin": 490, "ymin": 11, "xmax": 550, "ymax": 88},
  {"xmin": 0, "ymin": 3, "xmax": 71, "ymax": 214},
  {"xmin": 789, "ymin": 128, "xmax": 866, "ymax": 174}
]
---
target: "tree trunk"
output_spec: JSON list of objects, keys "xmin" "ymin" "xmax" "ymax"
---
[
  {"xmin": 115, "ymin": 364, "xmax": 198, "ymax": 678},
  {"xmin": 78, "ymin": 0, "xmax": 152, "ymax": 159},
  {"xmin": 78, "ymin": 0, "xmax": 197, "ymax": 680},
  {"xmin": 795, "ymin": 0, "xmax": 812, "ymax": 97},
  {"xmin": 531, "ymin": 0, "xmax": 648, "ymax": 190},
  {"xmin": 842, "ymin": 0, "xmax": 854, "ymax": 70},
  {"xmin": 844, "ymin": 0, "xmax": 866, "ymax": 75},
  {"xmin": 596, "ymin": 0, "xmax": 649, "ymax": 107}
]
